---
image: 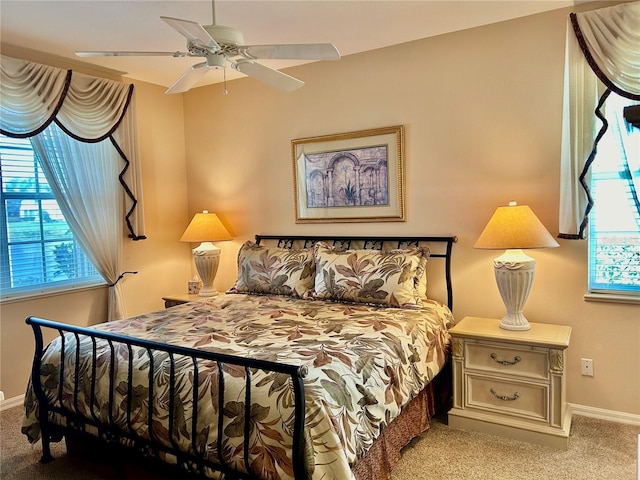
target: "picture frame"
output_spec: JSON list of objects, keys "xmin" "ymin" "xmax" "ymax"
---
[{"xmin": 292, "ymin": 125, "xmax": 405, "ymax": 223}]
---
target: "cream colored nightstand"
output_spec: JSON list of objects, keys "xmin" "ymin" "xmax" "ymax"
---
[
  {"xmin": 448, "ymin": 316, "xmax": 572, "ymax": 449},
  {"xmin": 162, "ymin": 293, "xmax": 203, "ymax": 308}
]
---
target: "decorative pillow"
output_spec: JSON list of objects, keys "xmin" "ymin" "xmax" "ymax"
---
[
  {"xmin": 228, "ymin": 241, "xmax": 315, "ymax": 298},
  {"xmin": 313, "ymin": 242, "xmax": 429, "ymax": 308},
  {"xmin": 417, "ymin": 257, "xmax": 429, "ymax": 298}
]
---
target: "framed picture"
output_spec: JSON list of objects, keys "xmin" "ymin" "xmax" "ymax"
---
[{"xmin": 292, "ymin": 125, "xmax": 405, "ymax": 223}]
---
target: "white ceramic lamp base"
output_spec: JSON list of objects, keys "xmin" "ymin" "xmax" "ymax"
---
[
  {"xmin": 192, "ymin": 242, "xmax": 221, "ymax": 297},
  {"xmin": 493, "ymin": 249, "xmax": 536, "ymax": 331}
]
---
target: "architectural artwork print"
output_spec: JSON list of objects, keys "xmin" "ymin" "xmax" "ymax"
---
[
  {"xmin": 303, "ymin": 146, "xmax": 389, "ymax": 209},
  {"xmin": 293, "ymin": 125, "xmax": 404, "ymax": 223}
]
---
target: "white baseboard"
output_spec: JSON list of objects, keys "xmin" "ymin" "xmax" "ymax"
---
[
  {"xmin": 569, "ymin": 402, "xmax": 640, "ymax": 426},
  {"xmin": 0, "ymin": 394, "xmax": 25, "ymax": 411}
]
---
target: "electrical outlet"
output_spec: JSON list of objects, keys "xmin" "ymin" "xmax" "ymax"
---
[{"xmin": 581, "ymin": 358, "xmax": 594, "ymax": 377}]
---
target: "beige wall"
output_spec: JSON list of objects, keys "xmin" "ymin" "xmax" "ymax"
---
[
  {"xmin": 182, "ymin": 6, "xmax": 639, "ymax": 416},
  {"xmin": 0, "ymin": 73, "xmax": 193, "ymax": 399}
]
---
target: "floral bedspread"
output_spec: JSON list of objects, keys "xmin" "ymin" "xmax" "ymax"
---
[{"xmin": 23, "ymin": 293, "xmax": 454, "ymax": 480}]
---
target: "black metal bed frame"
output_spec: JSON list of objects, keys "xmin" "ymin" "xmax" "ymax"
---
[{"xmin": 26, "ymin": 234, "xmax": 457, "ymax": 480}]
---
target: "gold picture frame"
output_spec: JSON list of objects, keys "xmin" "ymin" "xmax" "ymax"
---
[{"xmin": 292, "ymin": 125, "xmax": 405, "ymax": 223}]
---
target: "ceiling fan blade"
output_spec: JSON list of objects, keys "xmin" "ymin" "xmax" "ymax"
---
[
  {"xmin": 161, "ymin": 16, "xmax": 219, "ymax": 51},
  {"xmin": 232, "ymin": 59, "xmax": 304, "ymax": 92},
  {"xmin": 165, "ymin": 62, "xmax": 209, "ymax": 94},
  {"xmin": 241, "ymin": 44, "xmax": 340, "ymax": 60},
  {"xmin": 76, "ymin": 51, "xmax": 185, "ymax": 57}
]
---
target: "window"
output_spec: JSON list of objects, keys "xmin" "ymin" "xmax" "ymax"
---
[
  {"xmin": 0, "ymin": 135, "xmax": 102, "ymax": 299},
  {"xmin": 588, "ymin": 94, "xmax": 640, "ymax": 296}
]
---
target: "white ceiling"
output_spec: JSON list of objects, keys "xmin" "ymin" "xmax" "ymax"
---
[{"xmin": 1, "ymin": 1, "xmax": 585, "ymax": 91}]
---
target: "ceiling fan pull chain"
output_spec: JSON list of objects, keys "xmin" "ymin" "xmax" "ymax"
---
[{"xmin": 223, "ymin": 67, "xmax": 228, "ymax": 95}]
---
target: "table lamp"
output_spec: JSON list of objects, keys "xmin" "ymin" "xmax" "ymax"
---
[
  {"xmin": 180, "ymin": 210, "xmax": 232, "ymax": 296},
  {"xmin": 474, "ymin": 201, "xmax": 559, "ymax": 331}
]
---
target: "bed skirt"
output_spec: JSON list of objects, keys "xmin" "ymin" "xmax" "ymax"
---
[{"xmin": 353, "ymin": 360, "xmax": 451, "ymax": 480}]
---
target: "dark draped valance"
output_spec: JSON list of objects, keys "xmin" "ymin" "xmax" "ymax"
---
[{"xmin": 0, "ymin": 55, "xmax": 146, "ymax": 240}]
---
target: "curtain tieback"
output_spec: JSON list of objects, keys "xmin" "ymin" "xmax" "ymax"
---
[{"xmin": 109, "ymin": 271, "xmax": 138, "ymax": 287}]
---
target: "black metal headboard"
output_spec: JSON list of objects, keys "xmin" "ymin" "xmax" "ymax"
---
[{"xmin": 255, "ymin": 234, "xmax": 458, "ymax": 311}]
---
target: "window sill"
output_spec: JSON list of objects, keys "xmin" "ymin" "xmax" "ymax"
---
[
  {"xmin": 584, "ymin": 293, "xmax": 640, "ymax": 305},
  {"xmin": 0, "ymin": 282, "xmax": 107, "ymax": 304}
]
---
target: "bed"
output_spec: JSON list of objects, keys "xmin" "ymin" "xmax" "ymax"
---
[{"xmin": 22, "ymin": 234, "xmax": 457, "ymax": 480}]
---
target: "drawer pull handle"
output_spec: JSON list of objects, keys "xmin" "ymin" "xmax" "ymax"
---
[
  {"xmin": 490, "ymin": 353, "xmax": 521, "ymax": 366},
  {"xmin": 490, "ymin": 388, "xmax": 520, "ymax": 402}
]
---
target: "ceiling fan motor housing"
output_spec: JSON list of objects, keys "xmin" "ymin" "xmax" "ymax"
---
[{"xmin": 204, "ymin": 24, "xmax": 244, "ymax": 47}]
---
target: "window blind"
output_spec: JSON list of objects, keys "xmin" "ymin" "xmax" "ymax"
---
[
  {"xmin": 588, "ymin": 95, "xmax": 640, "ymax": 294},
  {"xmin": 0, "ymin": 135, "xmax": 102, "ymax": 298}
]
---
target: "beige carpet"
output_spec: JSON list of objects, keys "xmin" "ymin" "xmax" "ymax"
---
[
  {"xmin": 1, "ymin": 405, "xmax": 638, "ymax": 479},
  {"xmin": 391, "ymin": 413, "xmax": 638, "ymax": 480}
]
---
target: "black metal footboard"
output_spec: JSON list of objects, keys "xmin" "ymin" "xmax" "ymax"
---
[{"xmin": 26, "ymin": 316, "xmax": 308, "ymax": 479}]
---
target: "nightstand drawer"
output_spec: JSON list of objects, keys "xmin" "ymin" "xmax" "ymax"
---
[
  {"xmin": 465, "ymin": 342, "xmax": 549, "ymax": 380},
  {"xmin": 466, "ymin": 374, "xmax": 548, "ymax": 422}
]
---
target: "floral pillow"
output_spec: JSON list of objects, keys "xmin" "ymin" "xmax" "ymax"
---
[
  {"xmin": 313, "ymin": 242, "xmax": 429, "ymax": 308},
  {"xmin": 228, "ymin": 241, "xmax": 315, "ymax": 298}
]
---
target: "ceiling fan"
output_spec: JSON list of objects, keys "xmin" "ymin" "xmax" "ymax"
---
[{"xmin": 76, "ymin": 0, "xmax": 340, "ymax": 94}]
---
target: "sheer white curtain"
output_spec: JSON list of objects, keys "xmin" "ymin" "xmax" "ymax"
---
[
  {"xmin": 559, "ymin": 1, "xmax": 640, "ymax": 238},
  {"xmin": 30, "ymin": 126, "xmax": 126, "ymax": 319},
  {"xmin": 0, "ymin": 55, "xmax": 146, "ymax": 320}
]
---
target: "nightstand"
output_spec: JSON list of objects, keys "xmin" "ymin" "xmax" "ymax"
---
[
  {"xmin": 162, "ymin": 293, "xmax": 203, "ymax": 308},
  {"xmin": 448, "ymin": 316, "xmax": 572, "ymax": 449}
]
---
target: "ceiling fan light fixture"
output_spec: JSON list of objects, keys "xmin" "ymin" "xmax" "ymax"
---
[{"xmin": 205, "ymin": 53, "xmax": 226, "ymax": 69}]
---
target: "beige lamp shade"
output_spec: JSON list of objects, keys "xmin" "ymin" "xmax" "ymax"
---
[
  {"xmin": 180, "ymin": 211, "xmax": 232, "ymax": 243},
  {"xmin": 474, "ymin": 202, "xmax": 559, "ymax": 250}
]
